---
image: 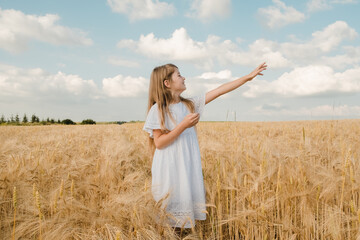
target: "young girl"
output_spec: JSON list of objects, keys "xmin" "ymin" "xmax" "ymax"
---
[{"xmin": 143, "ymin": 63, "xmax": 267, "ymax": 229}]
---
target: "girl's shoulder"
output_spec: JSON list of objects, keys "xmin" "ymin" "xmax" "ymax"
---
[
  {"xmin": 147, "ymin": 103, "xmax": 160, "ymax": 118},
  {"xmin": 149, "ymin": 103, "xmax": 158, "ymax": 112}
]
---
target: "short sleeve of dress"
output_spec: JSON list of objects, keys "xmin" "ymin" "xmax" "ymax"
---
[
  {"xmin": 190, "ymin": 93, "xmax": 206, "ymax": 117},
  {"xmin": 143, "ymin": 104, "xmax": 161, "ymax": 138}
]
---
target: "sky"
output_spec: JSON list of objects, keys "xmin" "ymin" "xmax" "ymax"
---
[{"xmin": 0, "ymin": 0, "xmax": 360, "ymax": 122}]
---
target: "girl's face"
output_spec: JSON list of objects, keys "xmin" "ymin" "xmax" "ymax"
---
[{"xmin": 168, "ymin": 68, "xmax": 186, "ymax": 93}]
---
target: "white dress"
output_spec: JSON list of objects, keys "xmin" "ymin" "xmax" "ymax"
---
[{"xmin": 143, "ymin": 94, "xmax": 206, "ymax": 228}]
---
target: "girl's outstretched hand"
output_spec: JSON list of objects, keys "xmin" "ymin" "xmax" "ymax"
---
[
  {"xmin": 247, "ymin": 62, "xmax": 267, "ymax": 81},
  {"xmin": 182, "ymin": 113, "xmax": 200, "ymax": 128}
]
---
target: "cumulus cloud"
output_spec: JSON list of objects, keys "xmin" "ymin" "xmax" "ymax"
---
[
  {"xmin": 102, "ymin": 75, "xmax": 148, "ymax": 97},
  {"xmin": 332, "ymin": 0, "xmax": 357, "ymax": 3},
  {"xmin": 320, "ymin": 46, "xmax": 360, "ymax": 70},
  {"xmin": 116, "ymin": 21, "xmax": 358, "ymax": 70},
  {"xmin": 0, "ymin": 64, "xmax": 99, "ymax": 99},
  {"xmin": 107, "ymin": 0, "xmax": 175, "ymax": 21},
  {"xmin": 254, "ymin": 104, "xmax": 360, "ymax": 117},
  {"xmin": 197, "ymin": 69, "xmax": 232, "ymax": 92},
  {"xmin": 310, "ymin": 21, "xmax": 357, "ymax": 52},
  {"xmin": 118, "ymin": 28, "xmax": 208, "ymax": 61},
  {"xmin": 187, "ymin": 0, "xmax": 231, "ymax": 22},
  {"xmin": 307, "ymin": 0, "xmax": 331, "ymax": 12},
  {"xmin": 107, "ymin": 56, "xmax": 140, "ymax": 68},
  {"xmin": 0, "ymin": 8, "xmax": 93, "ymax": 53},
  {"xmin": 307, "ymin": 0, "xmax": 357, "ymax": 12},
  {"xmin": 225, "ymin": 39, "xmax": 291, "ymax": 68},
  {"xmin": 279, "ymin": 21, "xmax": 357, "ymax": 64},
  {"xmin": 0, "ymin": 63, "xmax": 149, "ymax": 101},
  {"xmin": 117, "ymin": 27, "xmax": 290, "ymax": 68},
  {"xmin": 257, "ymin": 0, "xmax": 305, "ymax": 29},
  {"xmin": 182, "ymin": 69, "xmax": 233, "ymax": 97},
  {"xmin": 198, "ymin": 70, "xmax": 232, "ymax": 80},
  {"xmin": 243, "ymin": 65, "xmax": 360, "ymax": 98}
]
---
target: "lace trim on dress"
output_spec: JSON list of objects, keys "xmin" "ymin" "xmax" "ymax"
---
[{"xmin": 166, "ymin": 201, "xmax": 206, "ymax": 217}]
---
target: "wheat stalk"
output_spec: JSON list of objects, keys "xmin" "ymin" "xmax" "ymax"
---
[
  {"xmin": 12, "ymin": 186, "xmax": 17, "ymax": 240},
  {"xmin": 59, "ymin": 179, "xmax": 64, "ymax": 199},
  {"xmin": 35, "ymin": 190, "xmax": 42, "ymax": 240}
]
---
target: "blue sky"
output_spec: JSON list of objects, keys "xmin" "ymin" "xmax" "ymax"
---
[{"xmin": 0, "ymin": 0, "xmax": 359, "ymax": 122}]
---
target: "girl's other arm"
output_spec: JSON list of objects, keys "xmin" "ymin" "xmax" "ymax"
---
[
  {"xmin": 205, "ymin": 62, "xmax": 267, "ymax": 104},
  {"xmin": 153, "ymin": 113, "xmax": 200, "ymax": 149}
]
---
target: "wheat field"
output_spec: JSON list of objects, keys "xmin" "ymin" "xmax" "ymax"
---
[{"xmin": 1, "ymin": 120, "xmax": 360, "ymax": 239}]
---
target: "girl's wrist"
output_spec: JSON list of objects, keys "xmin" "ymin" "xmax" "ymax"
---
[
  {"xmin": 179, "ymin": 120, "xmax": 189, "ymax": 130},
  {"xmin": 245, "ymin": 74, "xmax": 253, "ymax": 82}
]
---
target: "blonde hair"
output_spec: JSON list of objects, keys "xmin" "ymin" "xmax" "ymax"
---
[{"xmin": 147, "ymin": 64, "xmax": 195, "ymax": 152}]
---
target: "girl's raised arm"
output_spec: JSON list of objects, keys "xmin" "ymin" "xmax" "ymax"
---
[{"xmin": 205, "ymin": 62, "xmax": 267, "ymax": 105}]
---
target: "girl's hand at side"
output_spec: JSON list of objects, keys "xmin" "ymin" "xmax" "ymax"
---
[
  {"xmin": 247, "ymin": 62, "xmax": 267, "ymax": 81},
  {"xmin": 182, "ymin": 113, "xmax": 200, "ymax": 128}
]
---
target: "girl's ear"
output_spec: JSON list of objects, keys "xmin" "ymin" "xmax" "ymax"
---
[{"xmin": 164, "ymin": 79, "xmax": 171, "ymax": 88}]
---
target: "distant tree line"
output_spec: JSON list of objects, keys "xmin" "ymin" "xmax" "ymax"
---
[{"xmin": 0, "ymin": 113, "xmax": 97, "ymax": 125}]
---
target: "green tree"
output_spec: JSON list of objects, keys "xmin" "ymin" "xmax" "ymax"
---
[
  {"xmin": 81, "ymin": 119, "xmax": 96, "ymax": 125},
  {"xmin": 22, "ymin": 114, "xmax": 28, "ymax": 123},
  {"xmin": 15, "ymin": 114, "xmax": 20, "ymax": 124},
  {"xmin": 0, "ymin": 114, "xmax": 5, "ymax": 124},
  {"xmin": 62, "ymin": 119, "xmax": 75, "ymax": 125},
  {"xmin": 31, "ymin": 114, "xmax": 37, "ymax": 123}
]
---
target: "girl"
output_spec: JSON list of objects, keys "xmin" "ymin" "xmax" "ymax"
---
[{"xmin": 143, "ymin": 63, "xmax": 267, "ymax": 229}]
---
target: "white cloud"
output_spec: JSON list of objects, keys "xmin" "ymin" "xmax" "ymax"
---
[
  {"xmin": 0, "ymin": 63, "xmax": 149, "ymax": 100},
  {"xmin": 332, "ymin": 0, "xmax": 357, "ymax": 3},
  {"xmin": 198, "ymin": 70, "xmax": 232, "ymax": 80},
  {"xmin": 107, "ymin": 0, "xmax": 175, "ymax": 21},
  {"xmin": 225, "ymin": 39, "xmax": 291, "ymax": 68},
  {"xmin": 269, "ymin": 21, "xmax": 357, "ymax": 66},
  {"xmin": 307, "ymin": 0, "xmax": 357, "ymax": 12},
  {"xmin": 258, "ymin": 0, "xmax": 305, "ymax": 29},
  {"xmin": 116, "ymin": 22, "xmax": 358, "ymax": 70},
  {"xmin": 307, "ymin": 0, "xmax": 331, "ymax": 12},
  {"xmin": 0, "ymin": 8, "xmax": 93, "ymax": 53},
  {"xmin": 321, "ymin": 46, "xmax": 360, "ymax": 70},
  {"xmin": 108, "ymin": 56, "xmax": 140, "ymax": 68},
  {"xmin": 243, "ymin": 65, "xmax": 360, "ymax": 98},
  {"xmin": 254, "ymin": 104, "xmax": 360, "ymax": 117},
  {"xmin": 187, "ymin": 0, "xmax": 231, "ymax": 22},
  {"xmin": 197, "ymin": 70, "xmax": 231, "ymax": 94},
  {"xmin": 118, "ymin": 27, "xmax": 210, "ymax": 64},
  {"xmin": 117, "ymin": 28, "xmax": 290, "ymax": 68},
  {"xmin": 135, "ymin": 28, "xmax": 208, "ymax": 61},
  {"xmin": 0, "ymin": 64, "xmax": 99, "ymax": 99},
  {"xmin": 310, "ymin": 21, "xmax": 357, "ymax": 52},
  {"xmin": 102, "ymin": 75, "xmax": 148, "ymax": 97},
  {"xmin": 183, "ymin": 70, "xmax": 233, "ymax": 97}
]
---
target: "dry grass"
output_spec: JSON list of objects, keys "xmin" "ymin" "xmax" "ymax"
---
[{"xmin": 1, "ymin": 120, "xmax": 360, "ymax": 239}]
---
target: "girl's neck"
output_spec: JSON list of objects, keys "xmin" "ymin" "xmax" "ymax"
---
[{"xmin": 171, "ymin": 92, "xmax": 181, "ymax": 104}]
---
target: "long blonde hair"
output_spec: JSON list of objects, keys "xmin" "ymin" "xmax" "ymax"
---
[{"xmin": 147, "ymin": 64, "xmax": 195, "ymax": 152}]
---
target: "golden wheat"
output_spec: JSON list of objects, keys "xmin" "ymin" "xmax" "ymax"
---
[{"xmin": 0, "ymin": 120, "xmax": 359, "ymax": 239}]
